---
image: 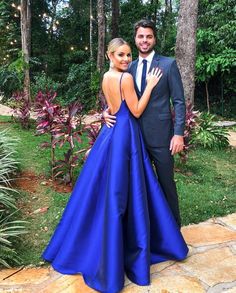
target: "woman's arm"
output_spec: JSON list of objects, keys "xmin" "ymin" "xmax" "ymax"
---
[{"xmin": 122, "ymin": 69, "xmax": 162, "ymax": 118}]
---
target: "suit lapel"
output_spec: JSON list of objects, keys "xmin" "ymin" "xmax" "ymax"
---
[
  {"xmin": 130, "ymin": 54, "xmax": 161, "ymax": 98},
  {"xmin": 129, "ymin": 59, "xmax": 140, "ymax": 96},
  {"xmin": 149, "ymin": 54, "xmax": 160, "ymax": 73}
]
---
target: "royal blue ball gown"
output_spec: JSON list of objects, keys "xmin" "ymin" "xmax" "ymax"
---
[{"xmin": 42, "ymin": 95, "xmax": 188, "ymax": 293}]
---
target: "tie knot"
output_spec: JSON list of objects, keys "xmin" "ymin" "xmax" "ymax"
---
[{"xmin": 142, "ymin": 59, "xmax": 147, "ymax": 65}]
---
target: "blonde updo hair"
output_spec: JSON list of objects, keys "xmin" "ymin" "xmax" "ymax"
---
[
  {"xmin": 107, "ymin": 38, "xmax": 131, "ymax": 68},
  {"xmin": 107, "ymin": 38, "xmax": 129, "ymax": 55}
]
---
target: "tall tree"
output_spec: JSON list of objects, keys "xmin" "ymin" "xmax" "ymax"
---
[
  {"xmin": 0, "ymin": 1, "xmax": 21, "ymax": 65},
  {"xmin": 89, "ymin": 0, "xmax": 93, "ymax": 60},
  {"xmin": 195, "ymin": 0, "xmax": 236, "ymax": 114},
  {"xmin": 150, "ymin": 0, "xmax": 159, "ymax": 27},
  {"xmin": 175, "ymin": 0, "xmax": 199, "ymax": 104},
  {"xmin": 111, "ymin": 0, "xmax": 119, "ymax": 39},
  {"xmin": 119, "ymin": 0, "xmax": 146, "ymax": 53},
  {"xmin": 20, "ymin": 0, "xmax": 31, "ymax": 104},
  {"xmin": 97, "ymin": 0, "xmax": 105, "ymax": 73},
  {"xmin": 165, "ymin": 0, "xmax": 172, "ymax": 13}
]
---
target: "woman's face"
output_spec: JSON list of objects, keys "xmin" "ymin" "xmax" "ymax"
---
[{"xmin": 109, "ymin": 44, "xmax": 132, "ymax": 71}]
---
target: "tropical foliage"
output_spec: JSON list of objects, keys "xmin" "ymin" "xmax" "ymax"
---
[
  {"xmin": 191, "ymin": 112, "xmax": 229, "ymax": 149},
  {"xmin": 0, "ymin": 0, "xmax": 234, "ymax": 117},
  {"xmin": 34, "ymin": 91, "xmax": 85, "ymax": 184},
  {"xmin": 195, "ymin": 0, "xmax": 236, "ymax": 116},
  {"xmin": 0, "ymin": 129, "xmax": 27, "ymax": 267}
]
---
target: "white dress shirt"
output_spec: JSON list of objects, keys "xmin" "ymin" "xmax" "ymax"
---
[{"xmin": 136, "ymin": 50, "xmax": 155, "ymax": 92}]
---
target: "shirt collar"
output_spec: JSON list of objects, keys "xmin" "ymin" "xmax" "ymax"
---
[{"xmin": 138, "ymin": 50, "xmax": 155, "ymax": 65}]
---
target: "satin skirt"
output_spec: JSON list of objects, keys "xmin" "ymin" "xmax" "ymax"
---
[{"xmin": 42, "ymin": 101, "xmax": 188, "ymax": 293}]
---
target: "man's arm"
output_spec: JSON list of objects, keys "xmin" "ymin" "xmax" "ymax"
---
[{"xmin": 168, "ymin": 60, "xmax": 186, "ymax": 155}]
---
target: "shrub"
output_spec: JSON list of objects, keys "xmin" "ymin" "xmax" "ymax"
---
[
  {"xmin": 0, "ymin": 53, "xmax": 26, "ymax": 101},
  {"xmin": 0, "ymin": 129, "xmax": 27, "ymax": 267},
  {"xmin": 191, "ymin": 112, "xmax": 229, "ymax": 149},
  {"xmin": 31, "ymin": 72, "xmax": 61, "ymax": 100},
  {"xmin": 171, "ymin": 103, "xmax": 199, "ymax": 163},
  {"xmin": 10, "ymin": 92, "xmax": 31, "ymax": 129},
  {"xmin": 35, "ymin": 91, "xmax": 85, "ymax": 184},
  {"xmin": 179, "ymin": 103, "xmax": 199, "ymax": 163},
  {"xmin": 64, "ymin": 61, "xmax": 100, "ymax": 112},
  {"xmin": 0, "ymin": 66, "xmax": 23, "ymax": 100}
]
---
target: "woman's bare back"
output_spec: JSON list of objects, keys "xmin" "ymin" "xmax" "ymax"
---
[{"xmin": 102, "ymin": 71, "xmax": 124, "ymax": 115}]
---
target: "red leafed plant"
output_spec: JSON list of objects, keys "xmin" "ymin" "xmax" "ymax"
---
[
  {"xmin": 34, "ymin": 91, "xmax": 84, "ymax": 184},
  {"xmin": 83, "ymin": 122, "xmax": 102, "ymax": 158},
  {"xmin": 83, "ymin": 90, "xmax": 105, "ymax": 157},
  {"xmin": 179, "ymin": 102, "xmax": 199, "ymax": 163},
  {"xmin": 85, "ymin": 123, "xmax": 101, "ymax": 147},
  {"xmin": 51, "ymin": 101, "xmax": 85, "ymax": 184},
  {"xmin": 11, "ymin": 91, "xmax": 31, "ymax": 129},
  {"xmin": 172, "ymin": 102, "xmax": 199, "ymax": 163}
]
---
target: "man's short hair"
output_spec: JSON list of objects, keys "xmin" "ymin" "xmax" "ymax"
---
[{"xmin": 134, "ymin": 19, "xmax": 156, "ymax": 38}]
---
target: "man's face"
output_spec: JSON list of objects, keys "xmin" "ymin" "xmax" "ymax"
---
[{"xmin": 135, "ymin": 27, "xmax": 156, "ymax": 56}]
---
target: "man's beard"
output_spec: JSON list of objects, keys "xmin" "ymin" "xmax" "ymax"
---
[{"xmin": 138, "ymin": 45, "xmax": 155, "ymax": 55}]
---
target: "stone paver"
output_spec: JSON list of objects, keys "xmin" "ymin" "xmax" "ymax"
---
[
  {"xmin": 228, "ymin": 131, "xmax": 236, "ymax": 148},
  {"xmin": 182, "ymin": 222, "xmax": 236, "ymax": 247},
  {"xmin": 213, "ymin": 121, "xmax": 236, "ymax": 127},
  {"xmin": 1, "ymin": 213, "xmax": 236, "ymax": 293},
  {"xmin": 223, "ymin": 288, "xmax": 236, "ymax": 293},
  {"xmin": 217, "ymin": 213, "xmax": 236, "ymax": 230},
  {"xmin": 179, "ymin": 247, "xmax": 236, "ymax": 287},
  {"xmin": 0, "ymin": 103, "xmax": 100, "ymax": 125},
  {"xmin": 0, "ymin": 104, "xmax": 14, "ymax": 116},
  {"xmin": 124, "ymin": 276, "xmax": 206, "ymax": 293},
  {"xmin": 0, "ymin": 268, "xmax": 50, "ymax": 286},
  {"xmin": 41, "ymin": 274, "xmax": 96, "ymax": 293}
]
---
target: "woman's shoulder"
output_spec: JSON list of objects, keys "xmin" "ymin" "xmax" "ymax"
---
[
  {"xmin": 122, "ymin": 72, "xmax": 134, "ymax": 83},
  {"xmin": 103, "ymin": 71, "xmax": 134, "ymax": 85},
  {"xmin": 103, "ymin": 71, "xmax": 110, "ymax": 80}
]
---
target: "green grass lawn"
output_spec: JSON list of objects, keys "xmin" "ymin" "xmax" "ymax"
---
[
  {"xmin": 176, "ymin": 148, "xmax": 236, "ymax": 225},
  {"xmin": 0, "ymin": 116, "xmax": 236, "ymax": 266}
]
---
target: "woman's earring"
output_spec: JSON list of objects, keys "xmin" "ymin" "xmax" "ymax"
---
[{"xmin": 110, "ymin": 61, "xmax": 114, "ymax": 69}]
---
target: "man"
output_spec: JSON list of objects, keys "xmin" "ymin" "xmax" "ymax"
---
[{"xmin": 105, "ymin": 19, "xmax": 186, "ymax": 226}]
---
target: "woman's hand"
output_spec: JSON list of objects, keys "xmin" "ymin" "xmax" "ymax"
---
[{"xmin": 146, "ymin": 67, "xmax": 162, "ymax": 89}]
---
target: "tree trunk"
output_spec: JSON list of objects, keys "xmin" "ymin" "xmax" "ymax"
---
[
  {"xmin": 20, "ymin": 0, "xmax": 31, "ymax": 105},
  {"xmin": 175, "ymin": 0, "xmax": 199, "ymax": 104},
  {"xmin": 90, "ymin": 0, "xmax": 93, "ymax": 60},
  {"xmin": 165, "ymin": 0, "xmax": 172, "ymax": 13},
  {"xmin": 151, "ymin": 0, "xmax": 158, "ymax": 26},
  {"xmin": 205, "ymin": 81, "xmax": 210, "ymax": 113},
  {"xmin": 97, "ymin": 0, "xmax": 105, "ymax": 73},
  {"xmin": 220, "ymin": 74, "xmax": 224, "ymax": 116},
  {"xmin": 111, "ymin": 0, "xmax": 119, "ymax": 39},
  {"xmin": 49, "ymin": 0, "xmax": 59, "ymax": 39}
]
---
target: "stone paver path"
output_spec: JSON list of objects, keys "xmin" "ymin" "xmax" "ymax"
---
[
  {"xmin": 0, "ymin": 104, "xmax": 14, "ymax": 116},
  {"xmin": 0, "ymin": 103, "xmax": 101, "ymax": 124},
  {"xmin": 1, "ymin": 213, "xmax": 236, "ymax": 293},
  {"xmin": 1, "ymin": 103, "xmax": 236, "ymax": 147},
  {"xmin": 229, "ymin": 131, "xmax": 236, "ymax": 148}
]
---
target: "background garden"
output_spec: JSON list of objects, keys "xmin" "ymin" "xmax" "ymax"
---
[{"xmin": 0, "ymin": 0, "xmax": 235, "ymax": 268}]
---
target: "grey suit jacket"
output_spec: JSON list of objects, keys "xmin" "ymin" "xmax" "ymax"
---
[{"xmin": 129, "ymin": 54, "xmax": 186, "ymax": 147}]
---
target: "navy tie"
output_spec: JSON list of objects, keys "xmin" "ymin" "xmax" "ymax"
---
[{"xmin": 141, "ymin": 59, "xmax": 147, "ymax": 95}]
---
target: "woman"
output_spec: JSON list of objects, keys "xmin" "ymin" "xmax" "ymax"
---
[{"xmin": 42, "ymin": 38, "xmax": 188, "ymax": 293}]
